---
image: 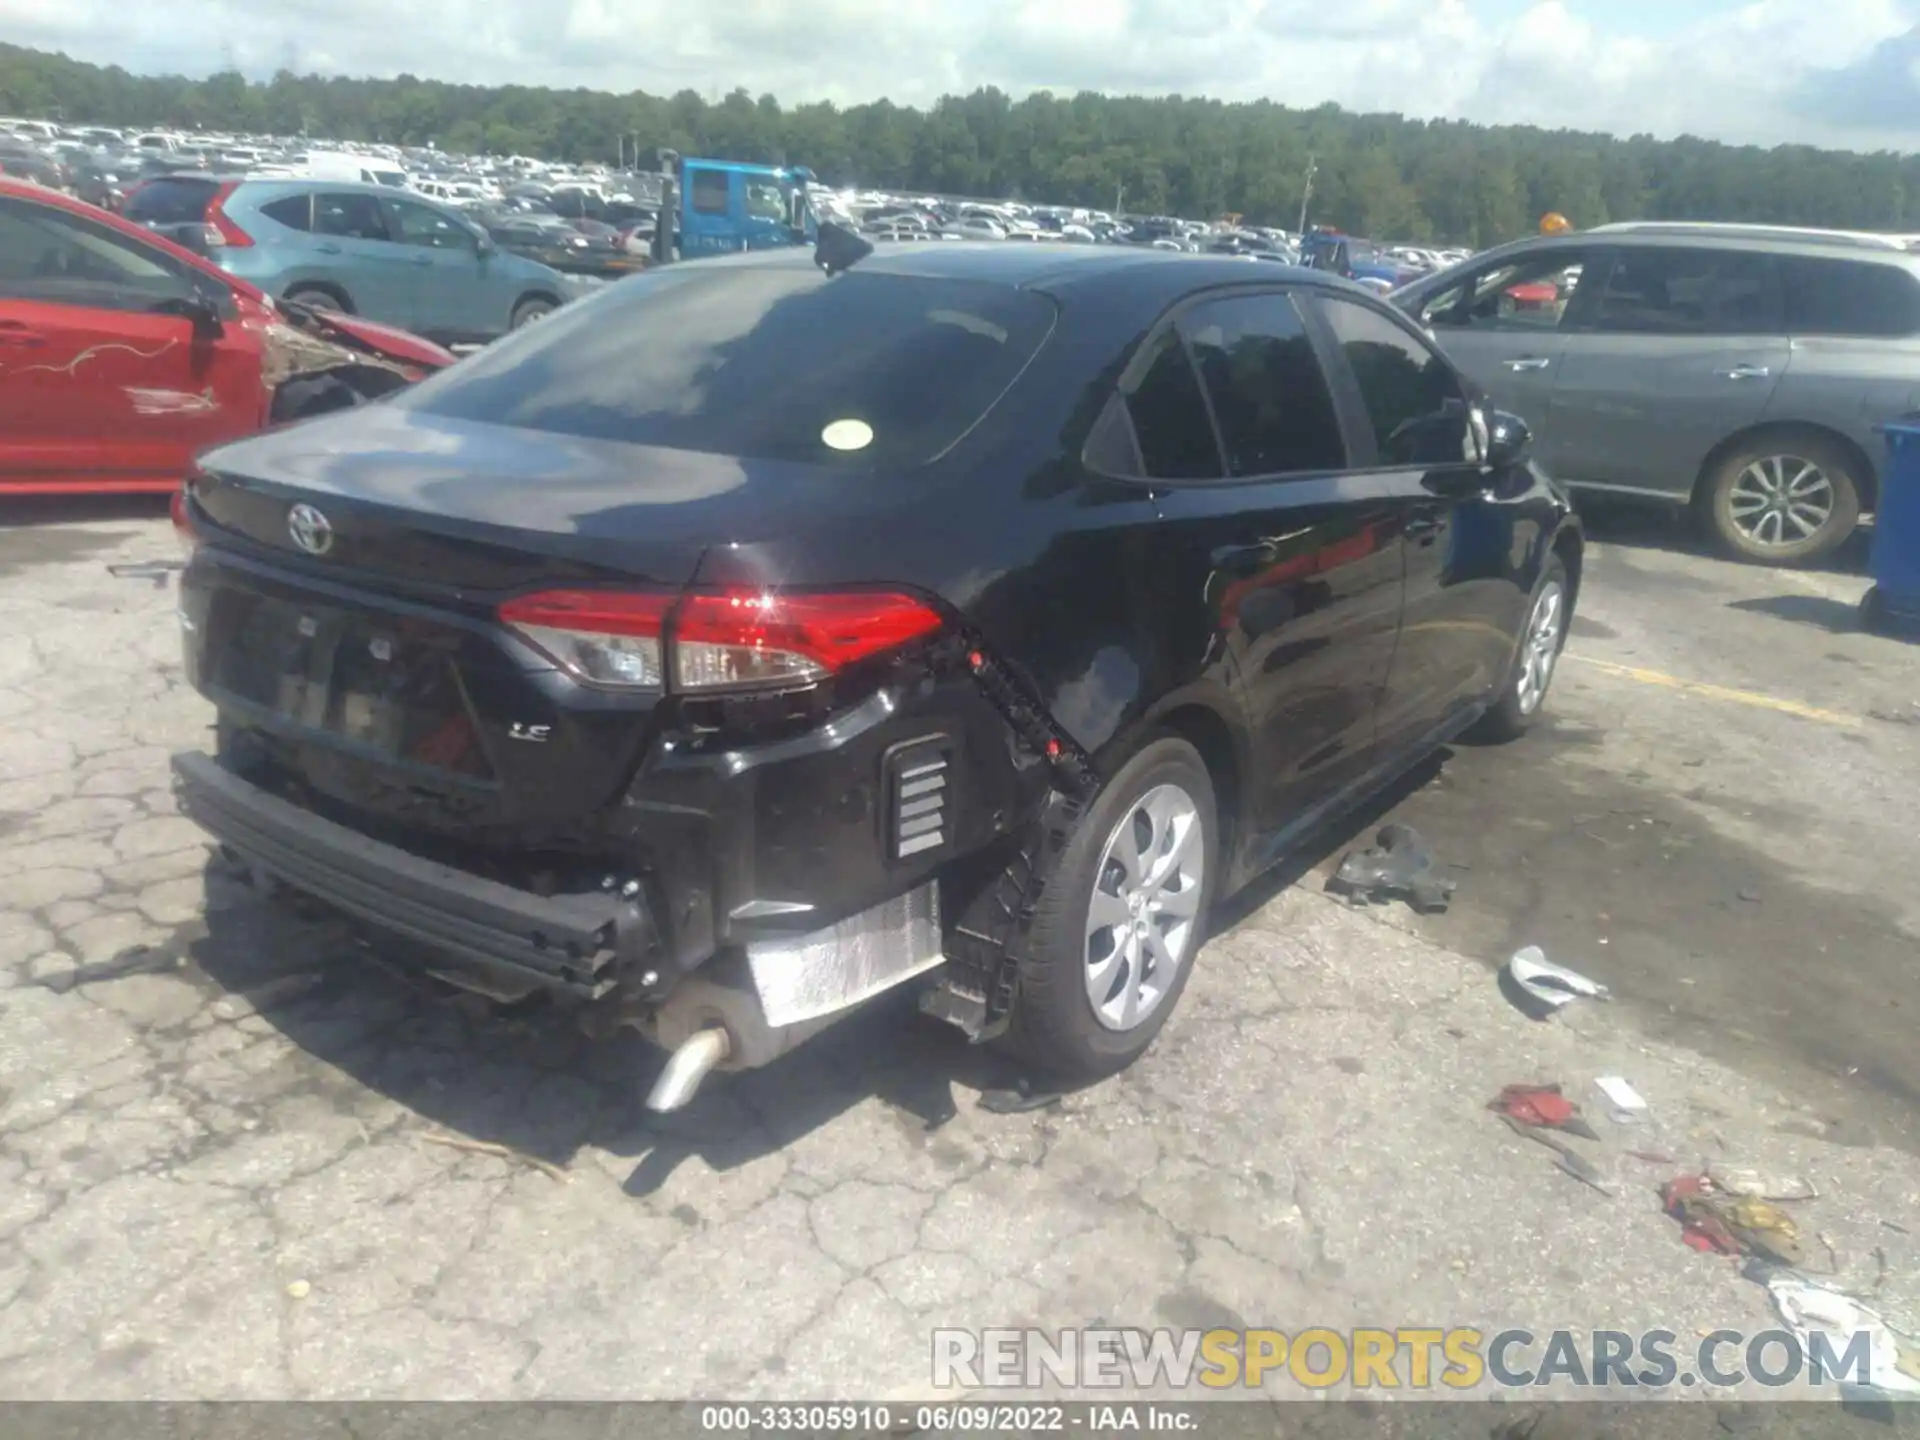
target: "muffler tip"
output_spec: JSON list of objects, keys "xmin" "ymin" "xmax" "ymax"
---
[{"xmin": 646, "ymin": 1027, "xmax": 732, "ymax": 1113}]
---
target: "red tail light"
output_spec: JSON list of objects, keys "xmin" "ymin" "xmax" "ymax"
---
[
  {"xmin": 497, "ymin": 588, "xmax": 945, "ymax": 692},
  {"xmin": 202, "ymin": 181, "xmax": 253, "ymax": 248},
  {"xmin": 674, "ymin": 591, "xmax": 945, "ymax": 688}
]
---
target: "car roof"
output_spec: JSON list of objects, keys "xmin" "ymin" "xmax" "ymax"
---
[
  {"xmin": 702, "ymin": 239, "xmax": 1370, "ymax": 306},
  {"xmin": 233, "ymin": 178, "xmax": 418, "ymax": 198},
  {"xmin": 136, "ymin": 171, "xmax": 247, "ymax": 185},
  {"xmin": 1456, "ymin": 225, "xmax": 1920, "ymax": 271}
]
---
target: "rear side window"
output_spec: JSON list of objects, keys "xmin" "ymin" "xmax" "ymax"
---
[
  {"xmin": 1586, "ymin": 247, "xmax": 1781, "ymax": 335},
  {"xmin": 381, "ymin": 196, "xmax": 472, "ymax": 249},
  {"xmin": 689, "ymin": 170, "xmax": 730, "ymax": 216},
  {"xmin": 1122, "ymin": 329, "xmax": 1222, "ymax": 479},
  {"xmin": 1182, "ymin": 293, "xmax": 1347, "ymax": 476},
  {"xmin": 1318, "ymin": 296, "xmax": 1473, "ymax": 467},
  {"xmin": 314, "ymin": 192, "xmax": 389, "ymax": 241},
  {"xmin": 123, "ymin": 176, "xmax": 216, "ymax": 225},
  {"xmin": 259, "ymin": 194, "xmax": 312, "ymax": 231},
  {"xmin": 400, "ymin": 264, "xmax": 1056, "ymax": 471},
  {"xmin": 1781, "ymin": 257, "xmax": 1920, "ymax": 338}
]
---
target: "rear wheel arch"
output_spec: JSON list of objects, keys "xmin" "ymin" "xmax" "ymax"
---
[
  {"xmin": 513, "ymin": 290, "xmax": 562, "ymax": 322},
  {"xmin": 1094, "ymin": 691, "xmax": 1249, "ymax": 884},
  {"xmin": 1690, "ymin": 420, "xmax": 1878, "ymax": 514},
  {"xmin": 283, "ymin": 281, "xmax": 353, "ymax": 314},
  {"xmin": 1148, "ymin": 703, "xmax": 1244, "ymax": 874},
  {"xmin": 1551, "ymin": 522, "xmax": 1584, "ymax": 617}
]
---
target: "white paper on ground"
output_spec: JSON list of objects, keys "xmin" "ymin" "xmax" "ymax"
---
[{"xmin": 1595, "ymin": 1076, "xmax": 1647, "ymax": 1112}]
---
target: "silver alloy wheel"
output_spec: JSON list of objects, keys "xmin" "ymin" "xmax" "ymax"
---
[
  {"xmin": 1083, "ymin": 782, "xmax": 1206, "ymax": 1032},
  {"xmin": 1516, "ymin": 579, "xmax": 1565, "ymax": 716},
  {"xmin": 1729, "ymin": 455, "xmax": 1835, "ymax": 549}
]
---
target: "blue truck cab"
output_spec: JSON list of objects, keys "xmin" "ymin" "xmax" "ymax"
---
[
  {"xmin": 675, "ymin": 159, "xmax": 819, "ymax": 258},
  {"xmin": 1301, "ymin": 228, "xmax": 1415, "ymax": 287}
]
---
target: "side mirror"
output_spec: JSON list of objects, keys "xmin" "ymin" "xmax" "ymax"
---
[
  {"xmin": 1484, "ymin": 410, "xmax": 1533, "ymax": 468},
  {"xmin": 475, "ymin": 233, "xmax": 497, "ymax": 258},
  {"xmin": 155, "ymin": 291, "xmax": 224, "ymax": 338}
]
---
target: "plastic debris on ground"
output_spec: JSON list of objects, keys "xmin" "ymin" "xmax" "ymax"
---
[
  {"xmin": 1663, "ymin": 1175, "xmax": 1745, "ymax": 1255},
  {"xmin": 106, "ymin": 559, "xmax": 184, "ymax": 587},
  {"xmin": 1595, "ymin": 1075, "xmax": 1648, "ymax": 1121},
  {"xmin": 1504, "ymin": 946, "xmax": 1611, "ymax": 1018},
  {"xmin": 1497, "ymin": 1113, "xmax": 1613, "ymax": 1195},
  {"xmin": 1708, "ymin": 1163, "xmax": 1819, "ymax": 1201},
  {"xmin": 1489, "ymin": 1083, "xmax": 1612, "ymax": 1193},
  {"xmin": 1489, "ymin": 1083, "xmax": 1602, "ymax": 1140},
  {"xmin": 1661, "ymin": 1173, "xmax": 1806, "ymax": 1265},
  {"xmin": 1328, "ymin": 823, "xmax": 1456, "ymax": 913},
  {"xmin": 1766, "ymin": 1274, "xmax": 1920, "ymax": 1395},
  {"xmin": 978, "ymin": 1078, "xmax": 1064, "ymax": 1114}
]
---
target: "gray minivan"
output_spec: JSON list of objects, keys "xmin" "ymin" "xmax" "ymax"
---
[{"xmin": 1392, "ymin": 222, "xmax": 1920, "ymax": 564}]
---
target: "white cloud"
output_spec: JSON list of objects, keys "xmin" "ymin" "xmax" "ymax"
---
[{"xmin": 1, "ymin": 0, "xmax": 1916, "ymax": 151}]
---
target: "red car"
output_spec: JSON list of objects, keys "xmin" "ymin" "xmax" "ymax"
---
[{"xmin": 0, "ymin": 178, "xmax": 453, "ymax": 496}]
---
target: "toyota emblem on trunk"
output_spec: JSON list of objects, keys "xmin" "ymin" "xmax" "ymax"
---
[{"xmin": 287, "ymin": 503, "xmax": 334, "ymax": 556}]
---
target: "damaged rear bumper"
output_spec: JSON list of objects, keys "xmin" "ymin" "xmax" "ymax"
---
[{"xmin": 172, "ymin": 751, "xmax": 650, "ymax": 998}]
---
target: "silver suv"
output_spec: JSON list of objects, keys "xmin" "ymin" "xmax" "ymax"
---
[{"xmin": 1391, "ymin": 222, "xmax": 1920, "ymax": 565}]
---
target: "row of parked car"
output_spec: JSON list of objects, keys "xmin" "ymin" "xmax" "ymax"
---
[{"xmin": 115, "ymin": 173, "xmax": 582, "ymax": 346}]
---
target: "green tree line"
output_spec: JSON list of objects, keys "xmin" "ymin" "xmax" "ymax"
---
[{"xmin": 5, "ymin": 41, "xmax": 1917, "ymax": 246}]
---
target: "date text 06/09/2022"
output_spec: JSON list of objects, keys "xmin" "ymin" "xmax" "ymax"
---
[{"xmin": 699, "ymin": 1405, "xmax": 1199, "ymax": 1432}]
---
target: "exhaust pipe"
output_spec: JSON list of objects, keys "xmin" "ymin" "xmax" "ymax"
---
[{"xmin": 646, "ymin": 1027, "xmax": 731, "ymax": 1113}]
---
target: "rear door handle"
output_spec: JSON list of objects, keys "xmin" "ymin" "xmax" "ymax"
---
[
  {"xmin": 1504, "ymin": 357, "xmax": 1553, "ymax": 373},
  {"xmin": 314, "ymin": 242, "xmax": 342, "ymax": 255},
  {"xmin": 410, "ymin": 255, "xmax": 433, "ymax": 266},
  {"xmin": 1721, "ymin": 364, "xmax": 1771, "ymax": 380}
]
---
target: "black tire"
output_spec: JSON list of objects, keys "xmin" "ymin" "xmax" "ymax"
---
[
  {"xmin": 511, "ymin": 296, "xmax": 557, "ymax": 329},
  {"xmin": 998, "ymin": 736, "xmax": 1218, "ymax": 1080},
  {"xmin": 1468, "ymin": 555, "xmax": 1570, "ymax": 743},
  {"xmin": 284, "ymin": 285, "xmax": 347, "ymax": 314},
  {"xmin": 1699, "ymin": 434, "xmax": 1862, "ymax": 566}
]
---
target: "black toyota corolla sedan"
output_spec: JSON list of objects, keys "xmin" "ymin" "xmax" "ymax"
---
[{"xmin": 170, "ymin": 237, "xmax": 1582, "ymax": 1110}]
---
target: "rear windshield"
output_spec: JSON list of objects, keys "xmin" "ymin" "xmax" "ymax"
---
[
  {"xmin": 1780, "ymin": 256, "xmax": 1920, "ymax": 338},
  {"xmin": 400, "ymin": 263, "xmax": 1057, "ymax": 469},
  {"xmin": 123, "ymin": 176, "xmax": 218, "ymax": 225}
]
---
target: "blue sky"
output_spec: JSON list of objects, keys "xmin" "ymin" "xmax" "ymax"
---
[{"xmin": 1, "ymin": 0, "xmax": 1915, "ymax": 153}]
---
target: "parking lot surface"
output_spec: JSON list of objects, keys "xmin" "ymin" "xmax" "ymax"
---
[{"xmin": 1, "ymin": 503, "xmax": 1917, "ymax": 1401}]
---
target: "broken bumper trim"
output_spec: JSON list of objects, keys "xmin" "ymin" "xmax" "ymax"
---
[{"xmin": 171, "ymin": 751, "xmax": 643, "ymax": 997}]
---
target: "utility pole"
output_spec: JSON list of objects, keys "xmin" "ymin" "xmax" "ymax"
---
[
  {"xmin": 1296, "ymin": 153, "xmax": 1317, "ymax": 236},
  {"xmin": 1115, "ymin": 181, "xmax": 1124, "ymax": 217}
]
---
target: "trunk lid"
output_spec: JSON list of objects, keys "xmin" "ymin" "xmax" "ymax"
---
[
  {"xmin": 191, "ymin": 406, "xmax": 745, "ymax": 597},
  {"xmin": 184, "ymin": 409, "xmax": 760, "ymax": 843}
]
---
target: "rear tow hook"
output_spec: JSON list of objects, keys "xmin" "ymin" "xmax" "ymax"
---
[{"xmin": 646, "ymin": 1027, "xmax": 732, "ymax": 1112}]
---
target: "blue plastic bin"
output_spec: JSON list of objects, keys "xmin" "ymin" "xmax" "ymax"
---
[{"xmin": 1864, "ymin": 420, "xmax": 1920, "ymax": 635}]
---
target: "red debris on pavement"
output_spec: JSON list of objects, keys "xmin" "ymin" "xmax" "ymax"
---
[
  {"xmin": 1662, "ymin": 1174, "xmax": 1745, "ymax": 1256},
  {"xmin": 1488, "ymin": 1083, "xmax": 1600, "ymax": 1139}
]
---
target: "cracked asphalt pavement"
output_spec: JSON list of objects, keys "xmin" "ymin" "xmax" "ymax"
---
[{"xmin": 1, "ymin": 501, "xmax": 1918, "ymax": 1404}]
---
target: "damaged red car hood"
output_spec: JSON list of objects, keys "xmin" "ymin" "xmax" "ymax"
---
[{"xmin": 311, "ymin": 312, "xmax": 456, "ymax": 371}]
